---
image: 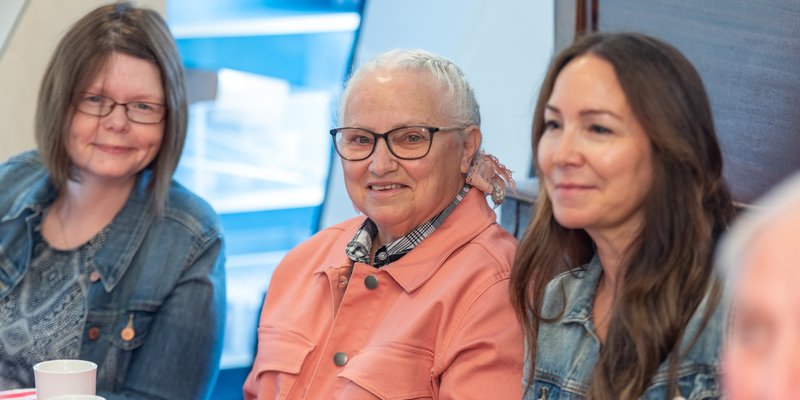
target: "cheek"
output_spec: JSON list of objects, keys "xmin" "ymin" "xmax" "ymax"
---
[
  {"xmin": 535, "ymin": 140, "xmax": 553, "ymax": 174},
  {"xmin": 722, "ymin": 345, "xmax": 761, "ymax": 396},
  {"xmin": 601, "ymin": 146, "xmax": 652, "ymax": 192},
  {"xmin": 341, "ymin": 162, "xmax": 365, "ymax": 191},
  {"xmin": 143, "ymin": 127, "xmax": 165, "ymax": 148},
  {"xmin": 68, "ymin": 117, "xmax": 98, "ymax": 143}
]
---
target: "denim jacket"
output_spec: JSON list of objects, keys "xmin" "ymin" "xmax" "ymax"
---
[
  {"xmin": 525, "ymin": 255, "xmax": 725, "ymax": 400},
  {"xmin": 0, "ymin": 151, "xmax": 226, "ymax": 400}
]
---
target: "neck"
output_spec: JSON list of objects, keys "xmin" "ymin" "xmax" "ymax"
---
[
  {"xmin": 61, "ymin": 175, "xmax": 135, "ymax": 214},
  {"xmin": 586, "ymin": 216, "xmax": 643, "ymax": 289},
  {"xmin": 586, "ymin": 219, "xmax": 642, "ymax": 343},
  {"xmin": 43, "ymin": 175, "xmax": 135, "ymax": 249}
]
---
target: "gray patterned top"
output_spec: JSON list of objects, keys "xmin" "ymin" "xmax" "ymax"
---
[{"xmin": 0, "ymin": 215, "xmax": 110, "ymax": 388}]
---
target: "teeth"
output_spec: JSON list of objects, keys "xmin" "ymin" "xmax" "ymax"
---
[{"xmin": 370, "ymin": 184, "xmax": 403, "ymax": 190}]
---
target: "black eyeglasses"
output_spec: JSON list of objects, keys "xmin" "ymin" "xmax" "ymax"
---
[
  {"xmin": 74, "ymin": 92, "xmax": 166, "ymax": 124},
  {"xmin": 329, "ymin": 126, "xmax": 463, "ymax": 161}
]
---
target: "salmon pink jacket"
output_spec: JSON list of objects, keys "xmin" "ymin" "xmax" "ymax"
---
[{"xmin": 243, "ymin": 188, "xmax": 523, "ymax": 399}]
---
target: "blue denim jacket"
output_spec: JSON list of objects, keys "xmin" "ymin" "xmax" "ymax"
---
[
  {"xmin": 0, "ymin": 151, "xmax": 226, "ymax": 399},
  {"xmin": 525, "ymin": 255, "xmax": 725, "ymax": 400}
]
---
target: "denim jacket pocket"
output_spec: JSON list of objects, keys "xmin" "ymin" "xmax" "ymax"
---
[
  {"xmin": 338, "ymin": 343, "xmax": 435, "ymax": 400},
  {"xmin": 527, "ymin": 378, "xmax": 585, "ymax": 400},
  {"xmin": 251, "ymin": 327, "xmax": 315, "ymax": 399},
  {"xmin": 85, "ymin": 309, "xmax": 155, "ymax": 392}
]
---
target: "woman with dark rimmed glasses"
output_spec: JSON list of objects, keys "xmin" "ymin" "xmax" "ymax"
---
[
  {"xmin": 245, "ymin": 48, "xmax": 521, "ymax": 399},
  {"xmin": 0, "ymin": 3, "xmax": 225, "ymax": 398}
]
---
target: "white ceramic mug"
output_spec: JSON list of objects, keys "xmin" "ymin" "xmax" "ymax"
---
[{"xmin": 33, "ymin": 359, "xmax": 97, "ymax": 399}]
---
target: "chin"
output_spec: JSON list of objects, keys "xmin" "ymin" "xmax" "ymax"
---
[{"xmin": 552, "ymin": 212, "xmax": 590, "ymax": 230}]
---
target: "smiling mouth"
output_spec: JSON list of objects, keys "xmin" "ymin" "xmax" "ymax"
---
[
  {"xmin": 369, "ymin": 184, "xmax": 405, "ymax": 191},
  {"xmin": 95, "ymin": 144, "xmax": 132, "ymax": 152},
  {"xmin": 555, "ymin": 183, "xmax": 592, "ymax": 190}
]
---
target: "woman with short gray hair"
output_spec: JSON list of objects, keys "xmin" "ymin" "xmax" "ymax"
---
[{"xmin": 244, "ymin": 49, "xmax": 521, "ymax": 399}]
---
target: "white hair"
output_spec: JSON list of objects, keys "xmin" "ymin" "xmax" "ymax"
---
[
  {"xmin": 715, "ymin": 172, "xmax": 800, "ymax": 292},
  {"xmin": 337, "ymin": 49, "xmax": 481, "ymax": 129}
]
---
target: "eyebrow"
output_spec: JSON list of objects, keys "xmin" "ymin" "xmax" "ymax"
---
[{"xmin": 545, "ymin": 104, "xmax": 623, "ymax": 120}]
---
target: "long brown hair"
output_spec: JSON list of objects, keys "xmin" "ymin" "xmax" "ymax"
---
[
  {"xmin": 511, "ymin": 32, "xmax": 736, "ymax": 398},
  {"xmin": 36, "ymin": 1, "xmax": 187, "ymax": 213}
]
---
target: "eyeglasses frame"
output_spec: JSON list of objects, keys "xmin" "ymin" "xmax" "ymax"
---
[
  {"xmin": 329, "ymin": 125, "xmax": 464, "ymax": 161},
  {"xmin": 74, "ymin": 92, "xmax": 166, "ymax": 125}
]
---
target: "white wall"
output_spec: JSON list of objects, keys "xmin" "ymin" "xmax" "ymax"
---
[
  {"xmin": 0, "ymin": 0, "xmax": 165, "ymax": 162},
  {"xmin": 321, "ymin": 0, "xmax": 554, "ymax": 227}
]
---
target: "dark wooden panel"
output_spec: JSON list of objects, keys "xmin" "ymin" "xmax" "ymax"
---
[{"xmin": 598, "ymin": 0, "xmax": 800, "ymax": 203}]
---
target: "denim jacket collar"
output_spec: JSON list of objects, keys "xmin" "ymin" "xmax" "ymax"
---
[
  {"xmin": 560, "ymin": 255, "xmax": 602, "ymax": 330},
  {"xmin": 91, "ymin": 173, "xmax": 156, "ymax": 292},
  {"xmin": 1, "ymin": 169, "xmax": 156, "ymax": 293}
]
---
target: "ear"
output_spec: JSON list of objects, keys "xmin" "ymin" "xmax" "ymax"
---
[{"xmin": 460, "ymin": 125, "xmax": 482, "ymax": 174}]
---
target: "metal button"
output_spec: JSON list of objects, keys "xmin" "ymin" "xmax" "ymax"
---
[
  {"xmin": 364, "ymin": 275, "xmax": 379, "ymax": 290},
  {"xmin": 333, "ymin": 351, "xmax": 348, "ymax": 366},
  {"xmin": 87, "ymin": 327, "xmax": 100, "ymax": 340},
  {"xmin": 377, "ymin": 252, "xmax": 387, "ymax": 261},
  {"xmin": 89, "ymin": 271, "xmax": 101, "ymax": 282},
  {"xmin": 120, "ymin": 314, "xmax": 135, "ymax": 341}
]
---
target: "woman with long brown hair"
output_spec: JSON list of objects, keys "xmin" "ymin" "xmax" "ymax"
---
[{"xmin": 511, "ymin": 32, "xmax": 735, "ymax": 399}]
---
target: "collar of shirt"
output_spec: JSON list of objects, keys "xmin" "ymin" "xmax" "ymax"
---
[{"xmin": 345, "ymin": 185, "xmax": 471, "ymax": 268}]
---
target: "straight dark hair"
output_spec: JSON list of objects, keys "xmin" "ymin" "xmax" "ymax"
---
[
  {"xmin": 511, "ymin": 32, "xmax": 736, "ymax": 398},
  {"xmin": 36, "ymin": 1, "xmax": 187, "ymax": 213}
]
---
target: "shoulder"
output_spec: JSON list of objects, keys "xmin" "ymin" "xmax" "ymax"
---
[
  {"xmin": 645, "ymin": 282, "xmax": 727, "ymax": 398},
  {"xmin": 0, "ymin": 151, "xmax": 50, "ymax": 214},
  {"xmin": 0, "ymin": 150, "xmax": 46, "ymax": 182},
  {"xmin": 431, "ymin": 191, "xmax": 518, "ymax": 277},
  {"xmin": 468, "ymin": 222, "xmax": 518, "ymax": 270},
  {"xmin": 157, "ymin": 180, "xmax": 223, "ymax": 242},
  {"xmin": 2, "ymin": 150, "xmax": 43, "ymax": 168}
]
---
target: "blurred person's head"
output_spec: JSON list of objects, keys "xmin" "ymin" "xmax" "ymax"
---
[
  {"xmin": 36, "ymin": 1, "xmax": 187, "ymax": 211},
  {"xmin": 717, "ymin": 173, "xmax": 800, "ymax": 400},
  {"xmin": 331, "ymin": 49, "xmax": 482, "ymax": 244},
  {"xmin": 512, "ymin": 32, "xmax": 735, "ymax": 398}
]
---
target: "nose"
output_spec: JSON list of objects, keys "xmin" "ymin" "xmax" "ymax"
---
[
  {"xmin": 102, "ymin": 103, "xmax": 131, "ymax": 133},
  {"xmin": 367, "ymin": 137, "xmax": 398, "ymax": 175},
  {"xmin": 550, "ymin": 127, "xmax": 582, "ymax": 167}
]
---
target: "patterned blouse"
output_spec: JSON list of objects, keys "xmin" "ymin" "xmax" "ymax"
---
[{"xmin": 0, "ymin": 214, "xmax": 110, "ymax": 388}]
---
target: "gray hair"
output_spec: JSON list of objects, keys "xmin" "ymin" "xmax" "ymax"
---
[
  {"xmin": 337, "ymin": 49, "xmax": 481, "ymax": 129},
  {"xmin": 716, "ymin": 172, "xmax": 800, "ymax": 292}
]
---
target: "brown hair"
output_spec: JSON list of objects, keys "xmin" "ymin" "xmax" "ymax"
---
[
  {"xmin": 35, "ymin": 1, "xmax": 187, "ymax": 213},
  {"xmin": 511, "ymin": 32, "xmax": 736, "ymax": 398}
]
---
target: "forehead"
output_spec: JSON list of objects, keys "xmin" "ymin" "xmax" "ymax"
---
[
  {"xmin": 343, "ymin": 68, "xmax": 446, "ymax": 126},
  {"xmin": 736, "ymin": 210, "xmax": 800, "ymax": 302},
  {"xmin": 548, "ymin": 55, "xmax": 629, "ymax": 112}
]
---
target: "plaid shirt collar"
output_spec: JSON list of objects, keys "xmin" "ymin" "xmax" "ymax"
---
[{"xmin": 345, "ymin": 185, "xmax": 470, "ymax": 268}]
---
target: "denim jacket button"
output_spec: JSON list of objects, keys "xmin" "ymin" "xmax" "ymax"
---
[
  {"xmin": 89, "ymin": 271, "xmax": 101, "ymax": 282},
  {"xmin": 87, "ymin": 327, "xmax": 100, "ymax": 340},
  {"xmin": 120, "ymin": 326, "xmax": 135, "ymax": 341}
]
